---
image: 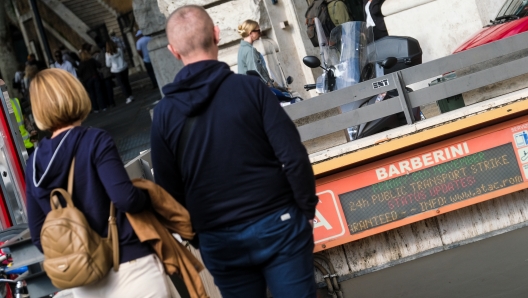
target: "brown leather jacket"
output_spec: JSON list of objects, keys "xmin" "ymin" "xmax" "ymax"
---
[{"xmin": 127, "ymin": 179, "xmax": 208, "ymax": 298}]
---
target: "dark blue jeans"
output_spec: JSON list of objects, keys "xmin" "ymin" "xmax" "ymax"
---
[
  {"xmin": 102, "ymin": 77, "xmax": 115, "ymax": 107},
  {"xmin": 199, "ymin": 205, "xmax": 316, "ymax": 298},
  {"xmin": 114, "ymin": 68, "xmax": 132, "ymax": 98},
  {"xmin": 144, "ymin": 62, "xmax": 158, "ymax": 88}
]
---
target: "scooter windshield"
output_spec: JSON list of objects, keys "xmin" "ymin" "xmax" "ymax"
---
[
  {"xmin": 252, "ymin": 38, "xmax": 287, "ymax": 87},
  {"xmin": 314, "ymin": 18, "xmax": 331, "ymax": 68},
  {"xmin": 327, "ymin": 22, "xmax": 373, "ymax": 90}
]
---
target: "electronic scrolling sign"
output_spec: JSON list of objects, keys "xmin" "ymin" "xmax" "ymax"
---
[{"xmin": 312, "ymin": 116, "xmax": 528, "ymax": 252}]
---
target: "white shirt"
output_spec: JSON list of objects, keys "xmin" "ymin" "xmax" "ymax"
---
[
  {"xmin": 54, "ymin": 60, "xmax": 77, "ymax": 78},
  {"xmin": 365, "ymin": 1, "xmax": 376, "ymax": 28},
  {"xmin": 105, "ymin": 48, "xmax": 128, "ymax": 73},
  {"xmin": 14, "ymin": 71, "xmax": 24, "ymax": 83}
]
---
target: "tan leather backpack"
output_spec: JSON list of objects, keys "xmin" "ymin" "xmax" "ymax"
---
[{"xmin": 40, "ymin": 158, "xmax": 119, "ymax": 289}]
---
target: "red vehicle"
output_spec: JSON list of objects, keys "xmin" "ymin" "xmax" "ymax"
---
[{"xmin": 454, "ymin": 0, "xmax": 528, "ymax": 53}]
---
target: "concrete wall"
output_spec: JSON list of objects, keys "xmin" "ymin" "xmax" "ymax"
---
[
  {"xmin": 383, "ymin": 0, "xmax": 504, "ymax": 63},
  {"xmin": 316, "ymin": 188, "xmax": 528, "ymax": 294},
  {"xmin": 475, "ymin": 0, "xmax": 504, "ymax": 27},
  {"xmin": 382, "ymin": 0, "xmax": 508, "ymax": 118},
  {"xmin": 154, "ymin": 0, "xmax": 314, "ymax": 99}
]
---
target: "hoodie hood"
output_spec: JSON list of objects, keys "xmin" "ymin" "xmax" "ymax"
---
[
  {"xmin": 31, "ymin": 126, "xmax": 87, "ymax": 190},
  {"xmin": 161, "ymin": 60, "xmax": 232, "ymax": 116}
]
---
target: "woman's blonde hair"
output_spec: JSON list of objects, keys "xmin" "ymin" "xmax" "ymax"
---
[
  {"xmin": 29, "ymin": 69, "xmax": 91, "ymax": 131},
  {"xmin": 237, "ymin": 20, "xmax": 259, "ymax": 38}
]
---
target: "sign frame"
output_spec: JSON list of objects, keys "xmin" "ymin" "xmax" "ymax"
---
[{"xmin": 313, "ymin": 114, "xmax": 528, "ymax": 252}]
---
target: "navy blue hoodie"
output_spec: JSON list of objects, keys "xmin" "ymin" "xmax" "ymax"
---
[
  {"xmin": 151, "ymin": 60, "xmax": 318, "ymax": 232},
  {"xmin": 26, "ymin": 127, "xmax": 152, "ymax": 263}
]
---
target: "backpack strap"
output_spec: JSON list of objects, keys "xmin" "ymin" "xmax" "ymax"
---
[
  {"xmin": 50, "ymin": 159, "xmax": 77, "ymax": 209},
  {"xmin": 108, "ymin": 203, "xmax": 118, "ymax": 271},
  {"xmin": 67, "ymin": 158, "xmax": 75, "ymax": 194}
]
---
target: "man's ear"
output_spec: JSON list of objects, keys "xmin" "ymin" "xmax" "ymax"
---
[
  {"xmin": 167, "ymin": 44, "xmax": 182, "ymax": 61},
  {"xmin": 213, "ymin": 25, "xmax": 221, "ymax": 45}
]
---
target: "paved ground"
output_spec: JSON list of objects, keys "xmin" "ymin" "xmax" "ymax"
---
[{"xmin": 82, "ymin": 72, "xmax": 162, "ymax": 164}]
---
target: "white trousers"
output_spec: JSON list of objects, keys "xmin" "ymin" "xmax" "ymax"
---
[{"xmin": 71, "ymin": 254, "xmax": 179, "ymax": 298}]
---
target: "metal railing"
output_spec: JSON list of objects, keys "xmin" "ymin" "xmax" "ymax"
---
[{"xmin": 284, "ymin": 31, "xmax": 528, "ymax": 142}]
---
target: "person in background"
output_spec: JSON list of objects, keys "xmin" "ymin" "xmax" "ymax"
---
[
  {"xmin": 93, "ymin": 46, "xmax": 116, "ymax": 108},
  {"xmin": 345, "ymin": 0, "xmax": 366, "ymax": 22},
  {"xmin": 328, "ymin": 0, "xmax": 351, "ymax": 26},
  {"xmin": 110, "ymin": 30, "xmax": 126, "ymax": 51},
  {"xmin": 152, "ymin": 5, "xmax": 318, "ymax": 297},
  {"xmin": 81, "ymin": 43, "xmax": 93, "ymax": 53},
  {"xmin": 53, "ymin": 50, "xmax": 77, "ymax": 78},
  {"xmin": 23, "ymin": 64, "xmax": 39, "ymax": 100},
  {"xmin": 236, "ymin": 20, "xmax": 272, "ymax": 84},
  {"xmin": 26, "ymin": 54, "xmax": 47, "ymax": 71},
  {"xmin": 106, "ymin": 40, "xmax": 134, "ymax": 104},
  {"xmin": 136, "ymin": 30, "xmax": 158, "ymax": 89},
  {"xmin": 10, "ymin": 97, "xmax": 36, "ymax": 156},
  {"xmin": 363, "ymin": 0, "xmax": 388, "ymax": 40},
  {"xmin": 13, "ymin": 65, "xmax": 25, "ymax": 98},
  {"xmin": 25, "ymin": 68, "xmax": 176, "ymax": 297},
  {"xmin": 59, "ymin": 45, "xmax": 78, "ymax": 69},
  {"xmin": 78, "ymin": 50, "xmax": 107, "ymax": 113}
]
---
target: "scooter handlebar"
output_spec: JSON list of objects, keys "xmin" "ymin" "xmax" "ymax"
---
[{"xmin": 304, "ymin": 84, "xmax": 316, "ymax": 91}]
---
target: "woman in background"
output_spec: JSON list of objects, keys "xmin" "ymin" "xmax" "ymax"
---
[
  {"xmin": 106, "ymin": 40, "xmax": 134, "ymax": 104},
  {"xmin": 237, "ymin": 19, "xmax": 272, "ymax": 84},
  {"xmin": 93, "ymin": 46, "xmax": 116, "ymax": 108},
  {"xmin": 78, "ymin": 50, "xmax": 106, "ymax": 113}
]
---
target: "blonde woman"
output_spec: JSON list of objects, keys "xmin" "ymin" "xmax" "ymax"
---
[
  {"xmin": 237, "ymin": 19, "xmax": 272, "ymax": 83},
  {"xmin": 26, "ymin": 69, "xmax": 175, "ymax": 297}
]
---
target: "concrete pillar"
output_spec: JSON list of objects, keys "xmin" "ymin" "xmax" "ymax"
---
[
  {"xmin": 40, "ymin": 0, "xmax": 97, "ymax": 47},
  {"xmin": 133, "ymin": 0, "xmax": 180, "ymax": 94},
  {"xmin": 124, "ymin": 31, "xmax": 146, "ymax": 73},
  {"xmin": 30, "ymin": 8, "xmax": 51, "ymax": 66},
  {"xmin": 261, "ymin": 0, "xmax": 317, "ymax": 99},
  {"xmin": 42, "ymin": 21, "xmax": 77, "ymax": 53},
  {"xmin": 147, "ymin": 34, "xmax": 184, "ymax": 93},
  {"xmin": 12, "ymin": 1, "xmax": 31, "ymax": 57}
]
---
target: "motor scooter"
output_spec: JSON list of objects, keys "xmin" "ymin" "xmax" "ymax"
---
[
  {"xmin": 245, "ymin": 38, "xmax": 303, "ymax": 106},
  {"xmin": 302, "ymin": 19, "xmax": 422, "ymax": 140}
]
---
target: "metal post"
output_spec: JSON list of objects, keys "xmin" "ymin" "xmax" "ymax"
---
[
  {"xmin": 392, "ymin": 71, "xmax": 415, "ymax": 124},
  {"xmin": 28, "ymin": 0, "xmax": 54, "ymax": 65}
]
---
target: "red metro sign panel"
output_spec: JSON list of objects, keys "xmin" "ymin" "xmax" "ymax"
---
[
  {"xmin": 312, "ymin": 116, "xmax": 528, "ymax": 252},
  {"xmin": 313, "ymin": 190, "xmax": 347, "ymax": 244}
]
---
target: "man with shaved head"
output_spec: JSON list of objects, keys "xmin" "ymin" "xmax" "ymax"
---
[{"xmin": 151, "ymin": 5, "xmax": 317, "ymax": 298}]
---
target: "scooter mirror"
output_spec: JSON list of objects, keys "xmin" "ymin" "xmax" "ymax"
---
[
  {"xmin": 303, "ymin": 56, "xmax": 321, "ymax": 69},
  {"xmin": 286, "ymin": 76, "xmax": 293, "ymax": 85},
  {"xmin": 246, "ymin": 70, "xmax": 260, "ymax": 77},
  {"xmin": 380, "ymin": 57, "xmax": 398, "ymax": 69}
]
